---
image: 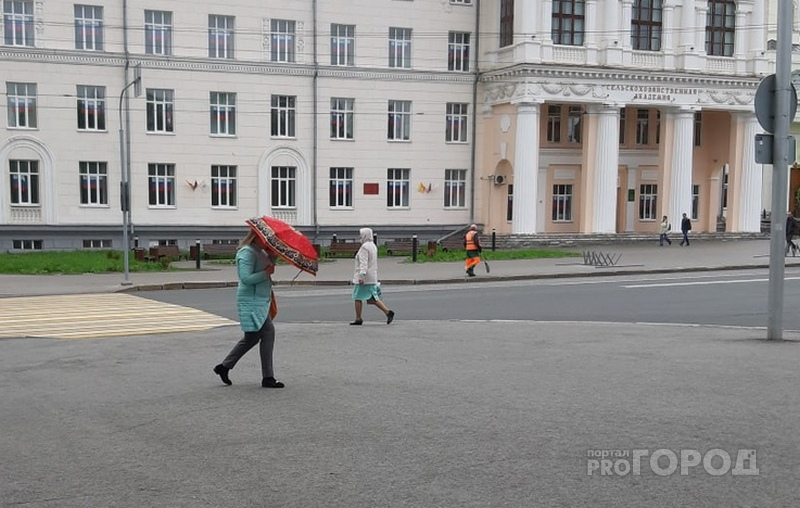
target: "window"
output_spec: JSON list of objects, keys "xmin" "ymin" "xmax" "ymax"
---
[
  {"xmin": 77, "ymin": 85, "xmax": 106, "ymax": 131},
  {"xmin": 635, "ymin": 109, "xmax": 649, "ymax": 145},
  {"xmin": 271, "ymin": 166, "xmax": 296, "ymax": 208},
  {"xmin": 552, "ymin": 184, "xmax": 573, "ymax": 221},
  {"xmin": 552, "ymin": 0, "xmax": 585, "ymax": 46},
  {"xmin": 444, "ymin": 169, "xmax": 466, "ymax": 208},
  {"xmin": 631, "ymin": 0, "xmax": 662, "ymax": 51},
  {"xmin": 6, "ymin": 82, "xmax": 36, "ymax": 128},
  {"xmin": 655, "ymin": 110, "xmax": 661, "ymax": 144},
  {"xmin": 389, "ymin": 27, "xmax": 412, "ymax": 68},
  {"xmin": 446, "ymin": 103, "xmax": 468, "ymax": 143},
  {"xmin": 146, "ymin": 89, "xmax": 174, "ymax": 133},
  {"xmin": 75, "ymin": 5, "xmax": 103, "ymax": 51},
  {"xmin": 619, "ymin": 108, "xmax": 626, "ymax": 144},
  {"xmin": 9, "ymin": 159, "xmax": 39, "ymax": 205},
  {"xmin": 331, "ymin": 24, "xmax": 354, "ymax": 66},
  {"xmin": 329, "ymin": 167, "xmax": 353, "ymax": 208},
  {"xmin": 694, "ymin": 111, "xmax": 702, "ymax": 146},
  {"xmin": 567, "ymin": 106, "xmax": 582, "ymax": 143},
  {"xmin": 691, "ymin": 184, "xmax": 699, "ymax": 220},
  {"xmin": 706, "ymin": 0, "xmax": 735, "ymax": 57},
  {"xmin": 209, "ymin": 15, "xmax": 234, "ymax": 59},
  {"xmin": 144, "ymin": 10, "xmax": 172, "ymax": 55},
  {"xmin": 388, "ymin": 100, "xmax": 411, "ymax": 141},
  {"xmin": 211, "ymin": 165, "xmax": 237, "ymax": 207},
  {"xmin": 331, "ymin": 98, "xmax": 354, "ymax": 140},
  {"xmin": 387, "ymin": 168, "xmax": 410, "ymax": 208},
  {"xmin": 500, "ymin": 0, "xmax": 514, "ymax": 47},
  {"xmin": 148, "ymin": 163, "xmax": 175, "ymax": 207},
  {"xmin": 448, "ymin": 32, "xmax": 470, "ymax": 72},
  {"xmin": 83, "ymin": 239, "xmax": 112, "ymax": 249},
  {"xmin": 3, "ymin": 0, "xmax": 33, "ymax": 47},
  {"xmin": 210, "ymin": 92, "xmax": 236, "ymax": 136},
  {"xmin": 12, "ymin": 239, "xmax": 42, "ymax": 250},
  {"xmin": 507, "ymin": 184, "xmax": 514, "ymax": 221},
  {"xmin": 639, "ymin": 184, "xmax": 657, "ymax": 220},
  {"xmin": 271, "ymin": 95, "xmax": 296, "ymax": 138},
  {"xmin": 547, "ymin": 105, "xmax": 562, "ymax": 143},
  {"xmin": 79, "ymin": 161, "xmax": 108, "ymax": 205},
  {"xmin": 271, "ymin": 19, "xmax": 296, "ymax": 62}
]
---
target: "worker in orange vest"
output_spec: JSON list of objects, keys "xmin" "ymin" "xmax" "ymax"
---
[{"xmin": 464, "ymin": 224, "xmax": 482, "ymax": 277}]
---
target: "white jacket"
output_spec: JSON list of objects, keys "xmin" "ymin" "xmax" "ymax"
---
[{"xmin": 353, "ymin": 227, "xmax": 379, "ymax": 284}]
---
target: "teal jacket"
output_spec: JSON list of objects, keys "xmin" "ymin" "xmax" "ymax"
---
[{"xmin": 236, "ymin": 245, "xmax": 273, "ymax": 332}]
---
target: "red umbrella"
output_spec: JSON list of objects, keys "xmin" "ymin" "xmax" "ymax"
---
[{"xmin": 246, "ymin": 216, "xmax": 319, "ymax": 276}]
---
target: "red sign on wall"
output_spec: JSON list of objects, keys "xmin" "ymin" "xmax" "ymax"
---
[{"xmin": 363, "ymin": 183, "xmax": 380, "ymax": 195}]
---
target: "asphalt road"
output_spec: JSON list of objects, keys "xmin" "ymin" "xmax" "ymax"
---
[{"xmin": 140, "ymin": 267, "xmax": 800, "ymax": 330}]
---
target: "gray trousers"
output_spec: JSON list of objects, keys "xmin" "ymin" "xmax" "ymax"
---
[{"xmin": 221, "ymin": 318, "xmax": 275, "ymax": 379}]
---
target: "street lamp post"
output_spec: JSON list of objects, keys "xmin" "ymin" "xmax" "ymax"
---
[{"xmin": 118, "ymin": 65, "xmax": 141, "ymax": 285}]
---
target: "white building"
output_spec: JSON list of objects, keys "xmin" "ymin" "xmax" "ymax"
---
[{"xmin": 0, "ymin": 0, "xmax": 784, "ymax": 251}]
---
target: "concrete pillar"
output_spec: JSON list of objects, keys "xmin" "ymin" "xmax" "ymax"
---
[
  {"xmin": 512, "ymin": 102, "xmax": 541, "ymax": 234},
  {"xmin": 668, "ymin": 109, "xmax": 695, "ymax": 230},
  {"xmin": 588, "ymin": 105, "xmax": 621, "ymax": 233},
  {"xmin": 737, "ymin": 113, "xmax": 763, "ymax": 232}
]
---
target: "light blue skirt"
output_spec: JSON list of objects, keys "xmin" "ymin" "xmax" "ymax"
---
[{"xmin": 352, "ymin": 283, "xmax": 381, "ymax": 301}]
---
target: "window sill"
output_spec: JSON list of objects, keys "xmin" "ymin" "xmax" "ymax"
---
[
  {"xmin": 7, "ymin": 126, "xmax": 38, "ymax": 131},
  {"xmin": 445, "ymin": 140, "xmax": 469, "ymax": 145},
  {"xmin": 79, "ymin": 204, "xmax": 110, "ymax": 208},
  {"xmin": 330, "ymin": 206, "xmax": 355, "ymax": 210},
  {"xmin": 146, "ymin": 131, "xmax": 176, "ymax": 136},
  {"xmin": 77, "ymin": 129, "xmax": 109, "ymax": 133},
  {"xmin": 330, "ymin": 137, "xmax": 355, "ymax": 142},
  {"xmin": 210, "ymin": 134, "xmax": 237, "ymax": 139},
  {"xmin": 387, "ymin": 139, "xmax": 412, "ymax": 143},
  {"xmin": 148, "ymin": 206, "xmax": 177, "ymax": 209},
  {"xmin": 211, "ymin": 206, "xmax": 238, "ymax": 210},
  {"xmin": 271, "ymin": 136, "xmax": 297, "ymax": 140}
]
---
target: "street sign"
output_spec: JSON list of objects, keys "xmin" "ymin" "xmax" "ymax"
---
[{"xmin": 755, "ymin": 74, "xmax": 798, "ymax": 133}]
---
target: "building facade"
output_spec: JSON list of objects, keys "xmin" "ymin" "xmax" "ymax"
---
[{"xmin": 0, "ymin": 0, "xmax": 785, "ymax": 251}]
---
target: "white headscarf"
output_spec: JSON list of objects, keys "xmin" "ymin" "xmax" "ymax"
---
[{"xmin": 359, "ymin": 227, "xmax": 374, "ymax": 244}]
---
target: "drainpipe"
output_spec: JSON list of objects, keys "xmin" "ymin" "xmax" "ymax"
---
[
  {"xmin": 312, "ymin": 0, "xmax": 319, "ymax": 242},
  {"xmin": 469, "ymin": 0, "xmax": 481, "ymax": 225}
]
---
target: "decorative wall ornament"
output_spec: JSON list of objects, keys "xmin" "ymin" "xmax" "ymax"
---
[
  {"xmin": 35, "ymin": 1, "xmax": 45, "ymax": 36},
  {"xmin": 417, "ymin": 182, "xmax": 433, "ymax": 193},
  {"xmin": 500, "ymin": 115, "xmax": 511, "ymax": 133}
]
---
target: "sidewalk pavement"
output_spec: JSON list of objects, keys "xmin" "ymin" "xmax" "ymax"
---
[{"xmin": 1, "ymin": 238, "xmax": 798, "ymax": 298}]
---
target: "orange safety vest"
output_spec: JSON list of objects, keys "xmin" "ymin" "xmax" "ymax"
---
[{"xmin": 465, "ymin": 230, "xmax": 479, "ymax": 251}]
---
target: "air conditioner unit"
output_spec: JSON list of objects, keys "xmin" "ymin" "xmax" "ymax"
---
[{"xmin": 492, "ymin": 174, "xmax": 506, "ymax": 185}]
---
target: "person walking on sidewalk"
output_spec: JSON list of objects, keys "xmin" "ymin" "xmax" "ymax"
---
[
  {"xmin": 787, "ymin": 212, "xmax": 798, "ymax": 256},
  {"xmin": 464, "ymin": 224, "xmax": 482, "ymax": 277},
  {"xmin": 213, "ymin": 231, "xmax": 284, "ymax": 388},
  {"xmin": 679, "ymin": 213, "xmax": 692, "ymax": 246},
  {"xmin": 351, "ymin": 227, "xmax": 395, "ymax": 325},
  {"xmin": 659, "ymin": 216, "xmax": 672, "ymax": 246}
]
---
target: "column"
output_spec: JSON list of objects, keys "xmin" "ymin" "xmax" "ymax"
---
[
  {"xmin": 662, "ymin": 2, "xmax": 676, "ymax": 52},
  {"xmin": 680, "ymin": 0, "xmax": 696, "ymax": 51},
  {"xmin": 590, "ymin": 105, "xmax": 621, "ymax": 233},
  {"xmin": 586, "ymin": 0, "xmax": 598, "ymax": 47},
  {"xmin": 512, "ymin": 102, "xmax": 541, "ymax": 234},
  {"xmin": 737, "ymin": 113, "xmax": 763, "ymax": 232},
  {"xmin": 668, "ymin": 109, "xmax": 695, "ymax": 229},
  {"xmin": 621, "ymin": 0, "xmax": 634, "ymax": 49},
  {"xmin": 734, "ymin": 7, "xmax": 747, "ymax": 59}
]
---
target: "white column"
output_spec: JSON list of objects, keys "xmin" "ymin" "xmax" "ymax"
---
[
  {"xmin": 669, "ymin": 109, "xmax": 695, "ymax": 229},
  {"xmin": 734, "ymin": 8, "xmax": 747, "ymax": 59},
  {"xmin": 663, "ymin": 2, "xmax": 676, "ymax": 52},
  {"xmin": 680, "ymin": 0, "xmax": 696, "ymax": 51},
  {"xmin": 695, "ymin": 4, "xmax": 708, "ymax": 52},
  {"xmin": 586, "ymin": 0, "xmax": 598, "ymax": 47},
  {"xmin": 737, "ymin": 113, "xmax": 763, "ymax": 232},
  {"xmin": 512, "ymin": 102, "xmax": 541, "ymax": 234},
  {"xmin": 590, "ymin": 105, "xmax": 621, "ymax": 233},
  {"xmin": 621, "ymin": 0, "xmax": 634, "ymax": 49}
]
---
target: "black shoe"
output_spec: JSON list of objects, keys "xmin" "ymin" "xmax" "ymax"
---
[
  {"xmin": 386, "ymin": 310, "xmax": 395, "ymax": 324},
  {"xmin": 350, "ymin": 319, "xmax": 363, "ymax": 325},
  {"xmin": 213, "ymin": 364, "xmax": 232, "ymax": 385},
  {"xmin": 468, "ymin": 271, "xmax": 476, "ymax": 277},
  {"xmin": 262, "ymin": 377, "xmax": 285, "ymax": 388}
]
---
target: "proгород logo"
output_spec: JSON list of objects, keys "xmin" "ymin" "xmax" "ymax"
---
[{"xmin": 586, "ymin": 449, "xmax": 759, "ymax": 477}]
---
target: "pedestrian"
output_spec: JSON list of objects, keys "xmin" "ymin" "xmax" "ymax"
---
[
  {"xmin": 213, "ymin": 231, "xmax": 284, "ymax": 388},
  {"xmin": 679, "ymin": 213, "xmax": 692, "ymax": 246},
  {"xmin": 351, "ymin": 227, "xmax": 395, "ymax": 325},
  {"xmin": 787, "ymin": 212, "xmax": 798, "ymax": 256},
  {"xmin": 659, "ymin": 215, "xmax": 672, "ymax": 246},
  {"xmin": 464, "ymin": 224, "xmax": 482, "ymax": 277}
]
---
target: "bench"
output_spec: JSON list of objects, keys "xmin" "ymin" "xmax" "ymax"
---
[
  {"xmin": 325, "ymin": 241, "xmax": 361, "ymax": 258},
  {"xmin": 202, "ymin": 243, "xmax": 238, "ymax": 258},
  {"xmin": 385, "ymin": 240, "xmax": 416, "ymax": 256},
  {"xmin": 147, "ymin": 244, "xmax": 181, "ymax": 262},
  {"xmin": 438, "ymin": 236, "xmax": 467, "ymax": 252}
]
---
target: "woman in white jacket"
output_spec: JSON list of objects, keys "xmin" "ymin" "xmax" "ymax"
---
[{"xmin": 350, "ymin": 227, "xmax": 395, "ymax": 325}]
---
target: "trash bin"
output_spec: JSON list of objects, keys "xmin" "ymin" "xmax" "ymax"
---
[{"xmin": 134, "ymin": 248, "xmax": 146, "ymax": 262}]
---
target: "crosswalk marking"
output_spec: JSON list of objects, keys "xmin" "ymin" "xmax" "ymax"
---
[{"xmin": 0, "ymin": 293, "xmax": 236, "ymax": 339}]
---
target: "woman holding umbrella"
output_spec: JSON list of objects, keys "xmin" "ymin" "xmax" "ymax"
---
[{"xmin": 214, "ymin": 230, "xmax": 284, "ymax": 388}]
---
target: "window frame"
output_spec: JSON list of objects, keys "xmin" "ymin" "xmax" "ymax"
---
[
  {"xmin": 271, "ymin": 95, "xmax": 296, "ymax": 138},
  {"xmin": 706, "ymin": 0, "xmax": 735, "ymax": 57},
  {"xmin": 448, "ymin": 31, "xmax": 470, "ymax": 72},
  {"xmin": 147, "ymin": 163, "xmax": 176, "ymax": 207},
  {"xmin": 635, "ymin": 108, "xmax": 650, "ymax": 145},
  {"xmin": 547, "ymin": 105, "xmax": 562, "ymax": 143},
  {"xmin": 3, "ymin": 0, "xmax": 34, "ymax": 47},
  {"xmin": 330, "ymin": 97, "xmax": 354, "ymax": 140},
  {"xmin": 208, "ymin": 14, "xmax": 235, "ymax": 59},
  {"xmin": 631, "ymin": 0, "xmax": 662, "ymax": 51},
  {"xmin": 389, "ymin": 27, "xmax": 412, "ymax": 68},
  {"xmin": 210, "ymin": 91, "xmax": 236, "ymax": 137},
  {"xmin": 444, "ymin": 169, "xmax": 467, "ymax": 209},
  {"xmin": 552, "ymin": 183, "xmax": 573, "ymax": 222},
  {"xmin": 639, "ymin": 183, "xmax": 658, "ymax": 221},
  {"xmin": 79, "ymin": 161, "xmax": 108, "ymax": 206},
  {"xmin": 146, "ymin": 88, "xmax": 175, "ymax": 134},
  {"xmin": 329, "ymin": 167, "xmax": 354, "ymax": 208},
  {"xmin": 500, "ymin": 0, "xmax": 514, "ymax": 48},
  {"xmin": 6, "ymin": 82, "xmax": 37, "ymax": 129},
  {"xmin": 211, "ymin": 164, "xmax": 237, "ymax": 208},
  {"xmin": 446, "ymin": 103, "xmax": 469, "ymax": 143},
  {"xmin": 74, "ymin": 4, "xmax": 104, "ymax": 51},
  {"xmin": 144, "ymin": 10, "xmax": 173, "ymax": 56},
  {"xmin": 9, "ymin": 159, "xmax": 39, "ymax": 206},
  {"xmin": 552, "ymin": 0, "xmax": 585, "ymax": 46},
  {"xmin": 271, "ymin": 166, "xmax": 296, "ymax": 209},
  {"xmin": 388, "ymin": 100, "xmax": 411, "ymax": 141},
  {"xmin": 387, "ymin": 168, "xmax": 410, "ymax": 208},
  {"xmin": 270, "ymin": 19, "xmax": 296, "ymax": 63},
  {"xmin": 76, "ymin": 85, "xmax": 106, "ymax": 131},
  {"xmin": 330, "ymin": 23, "xmax": 355, "ymax": 66}
]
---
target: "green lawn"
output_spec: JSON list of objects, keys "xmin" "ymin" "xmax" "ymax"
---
[{"xmin": 395, "ymin": 247, "xmax": 581, "ymax": 263}]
